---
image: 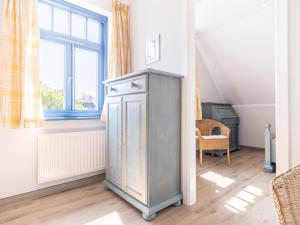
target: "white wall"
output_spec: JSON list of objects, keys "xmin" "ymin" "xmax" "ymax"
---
[
  {"xmin": 195, "ymin": 0, "xmax": 276, "ymax": 148},
  {"xmin": 66, "ymin": 0, "xmax": 112, "ymax": 17},
  {"xmin": 130, "ymin": 0, "xmax": 187, "ymax": 74},
  {"xmin": 0, "ymin": 0, "xmax": 110, "ymax": 200},
  {"xmin": 196, "ymin": 50, "xmax": 223, "ymax": 103},
  {"xmin": 233, "ymin": 104, "xmax": 275, "ymax": 147},
  {"xmin": 79, "ymin": 0, "xmax": 111, "ymax": 12}
]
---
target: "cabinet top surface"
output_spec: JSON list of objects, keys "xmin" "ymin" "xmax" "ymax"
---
[{"xmin": 103, "ymin": 68, "xmax": 184, "ymax": 85}]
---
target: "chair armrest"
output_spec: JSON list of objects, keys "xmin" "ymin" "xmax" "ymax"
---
[
  {"xmin": 221, "ymin": 126, "xmax": 230, "ymax": 137},
  {"xmin": 196, "ymin": 128, "xmax": 202, "ymax": 138}
]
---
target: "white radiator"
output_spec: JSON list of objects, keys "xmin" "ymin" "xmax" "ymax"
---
[{"xmin": 37, "ymin": 130, "xmax": 106, "ymax": 184}]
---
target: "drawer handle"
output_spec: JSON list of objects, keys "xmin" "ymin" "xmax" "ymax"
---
[
  {"xmin": 110, "ymin": 87, "xmax": 116, "ymax": 92},
  {"xmin": 131, "ymin": 82, "xmax": 138, "ymax": 88}
]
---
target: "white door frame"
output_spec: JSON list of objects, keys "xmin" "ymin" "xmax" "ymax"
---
[
  {"xmin": 181, "ymin": 0, "xmax": 197, "ymax": 206},
  {"xmin": 275, "ymin": 0, "xmax": 289, "ymax": 175},
  {"xmin": 183, "ymin": 0, "xmax": 290, "ymax": 205}
]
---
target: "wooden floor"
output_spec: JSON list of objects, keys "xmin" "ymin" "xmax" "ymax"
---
[{"xmin": 0, "ymin": 148, "xmax": 277, "ymax": 225}]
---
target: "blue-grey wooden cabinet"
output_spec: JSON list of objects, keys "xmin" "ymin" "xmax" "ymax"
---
[{"xmin": 103, "ymin": 69, "xmax": 183, "ymax": 221}]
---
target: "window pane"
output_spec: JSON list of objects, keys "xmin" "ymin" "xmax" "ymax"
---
[
  {"xmin": 40, "ymin": 40, "xmax": 66, "ymax": 110},
  {"xmin": 74, "ymin": 48, "xmax": 98, "ymax": 110},
  {"xmin": 71, "ymin": 14, "xmax": 86, "ymax": 39},
  {"xmin": 53, "ymin": 7, "xmax": 70, "ymax": 35},
  {"xmin": 87, "ymin": 19, "xmax": 100, "ymax": 43},
  {"xmin": 39, "ymin": 2, "xmax": 52, "ymax": 30}
]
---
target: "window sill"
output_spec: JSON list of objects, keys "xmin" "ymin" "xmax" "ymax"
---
[
  {"xmin": 38, "ymin": 119, "xmax": 106, "ymax": 134},
  {"xmin": 44, "ymin": 116, "xmax": 101, "ymax": 121}
]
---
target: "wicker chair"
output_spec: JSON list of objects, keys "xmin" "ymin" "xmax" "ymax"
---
[
  {"xmin": 196, "ymin": 119, "xmax": 231, "ymax": 166},
  {"xmin": 272, "ymin": 165, "xmax": 300, "ymax": 225}
]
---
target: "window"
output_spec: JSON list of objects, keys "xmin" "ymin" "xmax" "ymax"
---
[{"xmin": 38, "ymin": 0, "xmax": 108, "ymax": 119}]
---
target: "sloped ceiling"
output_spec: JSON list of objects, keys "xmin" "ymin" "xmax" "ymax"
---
[{"xmin": 195, "ymin": 0, "xmax": 275, "ymax": 105}]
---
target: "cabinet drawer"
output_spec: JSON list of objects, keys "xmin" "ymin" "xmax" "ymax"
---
[{"xmin": 106, "ymin": 76, "xmax": 147, "ymax": 96}]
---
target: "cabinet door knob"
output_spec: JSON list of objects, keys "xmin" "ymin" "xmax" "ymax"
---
[
  {"xmin": 131, "ymin": 82, "xmax": 137, "ymax": 88},
  {"xmin": 110, "ymin": 86, "xmax": 116, "ymax": 92}
]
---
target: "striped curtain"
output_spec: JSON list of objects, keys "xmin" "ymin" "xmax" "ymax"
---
[
  {"xmin": 108, "ymin": 0, "xmax": 131, "ymax": 79},
  {"xmin": 101, "ymin": 0, "xmax": 131, "ymax": 121},
  {"xmin": 0, "ymin": 0, "xmax": 43, "ymax": 128}
]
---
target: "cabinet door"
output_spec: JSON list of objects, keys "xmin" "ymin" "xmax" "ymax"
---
[
  {"xmin": 122, "ymin": 94, "xmax": 147, "ymax": 204},
  {"xmin": 106, "ymin": 96, "xmax": 122, "ymax": 188}
]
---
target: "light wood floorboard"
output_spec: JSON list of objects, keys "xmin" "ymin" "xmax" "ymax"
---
[{"xmin": 0, "ymin": 148, "xmax": 276, "ymax": 225}]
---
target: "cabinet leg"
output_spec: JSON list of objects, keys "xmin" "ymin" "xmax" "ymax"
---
[
  {"xmin": 172, "ymin": 200, "xmax": 182, "ymax": 207},
  {"xmin": 142, "ymin": 213, "xmax": 157, "ymax": 221}
]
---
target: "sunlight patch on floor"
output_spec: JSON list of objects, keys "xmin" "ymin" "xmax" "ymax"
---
[
  {"xmin": 226, "ymin": 197, "xmax": 248, "ymax": 212},
  {"xmin": 236, "ymin": 191, "xmax": 256, "ymax": 203},
  {"xmin": 224, "ymin": 185, "xmax": 263, "ymax": 214},
  {"xmin": 200, "ymin": 171, "xmax": 235, "ymax": 188},
  {"xmin": 225, "ymin": 204, "xmax": 240, "ymax": 214},
  {"xmin": 245, "ymin": 185, "xmax": 263, "ymax": 196},
  {"xmin": 85, "ymin": 212, "xmax": 124, "ymax": 225}
]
